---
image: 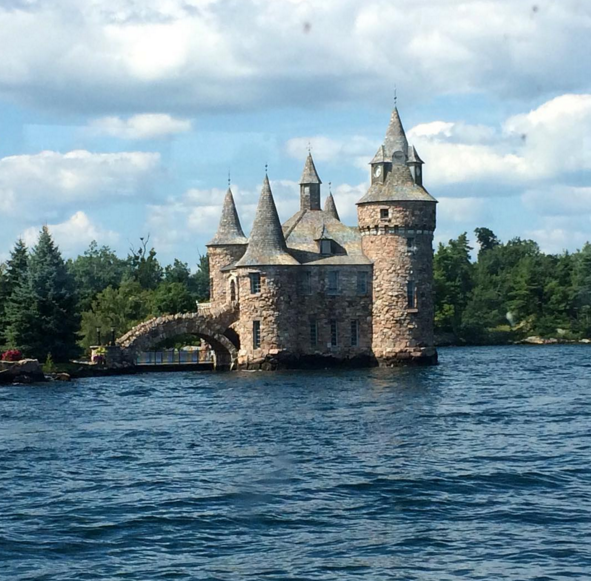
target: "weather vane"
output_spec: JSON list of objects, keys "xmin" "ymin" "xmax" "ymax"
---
[
  {"xmin": 329, "ymin": 181, "xmax": 332, "ymax": 194},
  {"xmin": 228, "ymin": 169, "xmax": 231, "ymax": 188},
  {"xmin": 394, "ymin": 86, "xmax": 397, "ymax": 106},
  {"xmin": 307, "ymin": 141, "xmax": 311, "ymax": 154},
  {"xmin": 265, "ymin": 163, "xmax": 268, "ymax": 175}
]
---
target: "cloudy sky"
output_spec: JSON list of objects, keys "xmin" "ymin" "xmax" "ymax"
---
[{"xmin": 1, "ymin": 0, "xmax": 590, "ymax": 266}]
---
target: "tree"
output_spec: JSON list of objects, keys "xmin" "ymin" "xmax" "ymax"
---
[
  {"xmin": 433, "ymin": 233, "xmax": 474, "ymax": 336},
  {"xmin": 0, "ymin": 239, "xmax": 29, "ymax": 347},
  {"xmin": 5, "ymin": 228, "xmax": 80, "ymax": 361},
  {"xmin": 152, "ymin": 281, "xmax": 196, "ymax": 315},
  {"xmin": 67, "ymin": 241, "xmax": 128, "ymax": 311},
  {"xmin": 475, "ymin": 227, "xmax": 500, "ymax": 257},
  {"xmin": 191, "ymin": 254, "xmax": 210, "ymax": 302},
  {"xmin": 79, "ymin": 280, "xmax": 153, "ymax": 349},
  {"xmin": 127, "ymin": 236, "xmax": 163, "ymax": 290}
]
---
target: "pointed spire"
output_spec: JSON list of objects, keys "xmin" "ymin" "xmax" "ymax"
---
[
  {"xmin": 299, "ymin": 152, "xmax": 322, "ymax": 185},
  {"xmin": 236, "ymin": 176, "xmax": 299, "ymax": 267},
  {"xmin": 408, "ymin": 145, "xmax": 424, "ymax": 164},
  {"xmin": 324, "ymin": 192, "xmax": 340, "ymax": 221},
  {"xmin": 370, "ymin": 145, "xmax": 388, "ymax": 165},
  {"xmin": 383, "ymin": 107, "xmax": 409, "ymax": 159},
  {"xmin": 207, "ymin": 188, "xmax": 248, "ymax": 246}
]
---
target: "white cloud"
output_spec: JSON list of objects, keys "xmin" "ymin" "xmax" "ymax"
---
[
  {"xmin": 437, "ymin": 197, "xmax": 487, "ymax": 223},
  {"xmin": 522, "ymin": 186, "xmax": 591, "ymax": 217},
  {"xmin": 1, "ymin": 0, "xmax": 590, "ymax": 114},
  {"xmin": 285, "ymin": 136, "xmax": 377, "ymax": 169},
  {"xmin": 407, "ymin": 93, "xmax": 591, "ymax": 189},
  {"xmin": 89, "ymin": 114, "xmax": 192, "ymax": 140},
  {"xmin": 0, "ymin": 150, "xmax": 161, "ymax": 220},
  {"xmin": 525, "ymin": 227, "xmax": 590, "ymax": 255},
  {"xmin": 22, "ymin": 211, "xmax": 119, "ymax": 257}
]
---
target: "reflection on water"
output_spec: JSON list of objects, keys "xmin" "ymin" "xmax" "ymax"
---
[{"xmin": 1, "ymin": 346, "xmax": 590, "ymax": 580}]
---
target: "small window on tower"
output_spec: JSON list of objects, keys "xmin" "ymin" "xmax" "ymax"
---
[
  {"xmin": 253, "ymin": 320, "xmax": 261, "ymax": 349},
  {"xmin": 250, "ymin": 273, "xmax": 261, "ymax": 294},
  {"xmin": 407, "ymin": 237, "xmax": 415, "ymax": 250},
  {"xmin": 320, "ymin": 240, "xmax": 332, "ymax": 255},
  {"xmin": 380, "ymin": 209, "xmax": 389, "ymax": 220},
  {"xmin": 327, "ymin": 271, "xmax": 339, "ymax": 295},
  {"xmin": 407, "ymin": 281, "xmax": 417, "ymax": 309}
]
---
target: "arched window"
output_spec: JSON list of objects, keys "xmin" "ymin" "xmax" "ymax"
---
[{"xmin": 230, "ymin": 279, "xmax": 237, "ymax": 302}]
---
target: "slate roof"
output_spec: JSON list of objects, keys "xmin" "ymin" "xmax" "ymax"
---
[
  {"xmin": 299, "ymin": 153, "xmax": 322, "ymax": 184},
  {"xmin": 235, "ymin": 176, "xmax": 300, "ymax": 267},
  {"xmin": 207, "ymin": 188, "xmax": 248, "ymax": 246},
  {"xmin": 323, "ymin": 192, "xmax": 340, "ymax": 221},
  {"xmin": 357, "ymin": 162, "xmax": 437, "ymax": 204},
  {"xmin": 370, "ymin": 145, "xmax": 389, "ymax": 165},
  {"xmin": 282, "ymin": 209, "xmax": 371, "ymax": 266},
  {"xmin": 408, "ymin": 145, "xmax": 424, "ymax": 164},
  {"xmin": 383, "ymin": 107, "xmax": 409, "ymax": 158}
]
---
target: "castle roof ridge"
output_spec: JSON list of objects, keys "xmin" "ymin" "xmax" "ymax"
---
[{"xmin": 299, "ymin": 152, "xmax": 322, "ymax": 185}]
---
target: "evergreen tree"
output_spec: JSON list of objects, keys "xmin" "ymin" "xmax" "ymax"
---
[
  {"xmin": 5, "ymin": 228, "xmax": 80, "ymax": 362},
  {"xmin": 0, "ymin": 239, "xmax": 29, "ymax": 348}
]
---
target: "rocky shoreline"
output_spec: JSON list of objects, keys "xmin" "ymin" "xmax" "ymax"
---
[{"xmin": 0, "ymin": 359, "xmax": 73, "ymax": 385}]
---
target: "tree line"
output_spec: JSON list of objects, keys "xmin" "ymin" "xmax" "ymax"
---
[
  {"xmin": 1, "ymin": 225, "xmax": 591, "ymax": 362},
  {"xmin": 0, "ymin": 228, "xmax": 210, "ymax": 362}
]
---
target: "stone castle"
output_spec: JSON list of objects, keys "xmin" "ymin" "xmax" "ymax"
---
[{"xmin": 206, "ymin": 106, "xmax": 438, "ymax": 369}]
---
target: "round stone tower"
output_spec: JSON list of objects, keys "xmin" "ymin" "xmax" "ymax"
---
[
  {"xmin": 206, "ymin": 188, "xmax": 248, "ymax": 305},
  {"xmin": 357, "ymin": 107, "xmax": 437, "ymax": 365}
]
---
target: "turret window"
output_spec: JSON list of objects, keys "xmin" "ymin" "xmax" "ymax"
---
[
  {"xmin": 407, "ymin": 237, "xmax": 416, "ymax": 251},
  {"xmin": 250, "ymin": 273, "xmax": 261, "ymax": 294},
  {"xmin": 253, "ymin": 321, "xmax": 261, "ymax": 349},
  {"xmin": 380, "ymin": 209, "xmax": 389, "ymax": 220}
]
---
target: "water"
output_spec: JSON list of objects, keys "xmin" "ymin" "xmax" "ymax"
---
[{"xmin": 1, "ymin": 346, "xmax": 590, "ymax": 580}]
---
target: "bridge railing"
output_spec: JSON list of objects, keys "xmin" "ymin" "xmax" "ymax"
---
[{"xmin": 136, "ymin": 349, "xmax": 214, "ymax": 366}]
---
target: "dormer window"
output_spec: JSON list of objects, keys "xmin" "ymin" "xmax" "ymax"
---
[{"xmin": 320, "ymin": 239, "xmax": 332, "ymax": 255}]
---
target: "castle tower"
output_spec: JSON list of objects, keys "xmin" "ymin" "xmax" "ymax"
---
[
  {"xmin": 206, "ymin": 188, "xmax": 247, "ymax": 304},
  {"xmin": 235, "ymin": 175, "xmax": 299, "ymax": 366},
  {"xmin": 357, "ymin": 107, "xmax": 437, "ymax": 365},
  {"xmin": 299, "ymin": 153, "xmax": 322, "ymax": 211}
]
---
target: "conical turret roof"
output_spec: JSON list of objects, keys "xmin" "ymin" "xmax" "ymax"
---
[
  {"xmin": 207, "ymin": 188, "xmax": 248, "ymax": 246},
  {"xmin": 383, "ymin": 107, "xmax": 409, "ymax": 158},
  {"xmin": 299, "ymin": 153, "xmax": 322, "ymax": 184},
  {"xmin": 236, "ymin": 176, "xmax": 299, "ymax": 267},
  {"xmin": 323, "ymin": 192, "xmax": 340, "ymax": 221},
  {"xmin": 370, "ymin": 145, "xmax": 388, "ymax": 165},
  {"xmin": 408, "ymin": 145, "xmax": 424, "ymax": 164}
]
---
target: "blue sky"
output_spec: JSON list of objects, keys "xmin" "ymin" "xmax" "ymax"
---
[{"xmin": 1, "ymin": 0, "xmax": 591, "ymax": 267}]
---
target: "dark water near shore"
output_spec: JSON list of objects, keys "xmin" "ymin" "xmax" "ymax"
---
[{"xmin": 1, "ymin": 346, "xmax": 590, "ymax": 580}]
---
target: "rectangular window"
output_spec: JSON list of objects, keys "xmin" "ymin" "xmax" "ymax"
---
[
  {"xmin": 357, "ymin": 271, "xmax": 368, "ymax": 295},
  {"xmin": 330, "ymin": 320, "xmax": 338, "ymax": 347},
  {"xmin": 320, "ymin": 240, "xmax": 332, "ymax": 255},
  {"xmin": 310, "ymin": 320, "xmax": 318, "ymax": 347},
  {"xmin": 407, "ymin": 281, "xmax": 417, "ymax": 309},
  {"xmin": 407, "ymin": 237, "xmax": 415, "ymax": 250},
  {"xmin": 253, "ymin": 320, "xmax": 261, "ymax": 349},
  {"xmin": 380, "ymin": 208, "xmax": 389, "ymax": 220},
  {"xmin": 250, "ymin": 272, "xmax": 261, "ymax": 294},
  {"xmin": 350, "ymin": 320, "xmax": 359, "ymax": 347},
  {"xmin": 298, "ymin": 271, "xmax": 312, "ymax": 295},
  {"xmin": 327, "ymin": 271, "xmax": 339, "ymax": 295}
]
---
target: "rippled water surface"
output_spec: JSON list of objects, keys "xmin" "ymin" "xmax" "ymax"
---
[{"xmin": 1, "ymin": 346, "xmax": 591, "ymax": 580}]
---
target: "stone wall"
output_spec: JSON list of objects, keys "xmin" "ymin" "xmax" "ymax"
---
[
  {"xmin": 208, "ymin": 245, "xmax": 246, "ymax": 305},
  {"xmin": 359, "ymin": 201, "xmax": 437, "ymax": 365}
]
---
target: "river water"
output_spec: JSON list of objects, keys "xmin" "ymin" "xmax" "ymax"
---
[{"xmin": 1, "ymin": 346, "xmax": 590, "ymax": 580}]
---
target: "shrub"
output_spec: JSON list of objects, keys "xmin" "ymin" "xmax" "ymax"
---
[{"xmin": 1, "ymin": 349, "xmax": 23, "ymax": 362}]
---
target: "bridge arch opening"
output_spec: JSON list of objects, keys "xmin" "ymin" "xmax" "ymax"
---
[{"xmin": 118, "ymin": 314, "xmax": 239, "ymax": 371}]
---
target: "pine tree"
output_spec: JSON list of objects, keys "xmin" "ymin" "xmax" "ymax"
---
[
  {"xmin": 5, "ymin": 227, "xmax": 80, "ymax": 362},
  {"xmin": 0, "ymin": 239, "xmax": 29, "ymax": 348}
]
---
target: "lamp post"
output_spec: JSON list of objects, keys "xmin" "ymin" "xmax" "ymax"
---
[{"xmin": 96, "ymin": 327, "xmax": 101, "ymax": 346}]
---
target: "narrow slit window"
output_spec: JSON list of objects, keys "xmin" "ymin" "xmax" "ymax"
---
[
  {"xmin": 407, "ymin": 281, "xmax": 417, "ymax": 309},
  {"xmin": 253, "ymin": 320, "xmax": 261, "ymax": 349},
  {"xmin": 310, "ymin": 320, "xmax": 318, "ymax": 347},
  {"xmin": 350, "ymin": 320, "xmax": 359, "ymax": 347},
  {"xmin": 330, "ymin": 320, "xmax": 338, "ymax": 347}
]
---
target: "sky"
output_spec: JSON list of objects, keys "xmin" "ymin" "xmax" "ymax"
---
[{"xmin": 0, "ymin": 0, "xmax": 590, "ymax": 267}]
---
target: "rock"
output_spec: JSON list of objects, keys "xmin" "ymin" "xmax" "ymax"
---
[
  {"xmin": 53, "ymin": 373, "xmax": 71, "ymax": 382},
  {"xmin": 580, "ymin": 338, "xmax": 591, "ymax": 344},
  {"xmin": 0, "ymin": 359, "xmax": 46, "ymax": 384},
  {"xmin": 523, "ymin": 336, "xmax": 546, "ymax": 345}
]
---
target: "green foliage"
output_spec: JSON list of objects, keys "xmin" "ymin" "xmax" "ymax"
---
[
  {"xmin": 44, "ymin": 353, "xmax": 58, "ymax": 374},
  {"xmin": 4, "ymin": 228, "xmax": 80, "ymax": 362}
]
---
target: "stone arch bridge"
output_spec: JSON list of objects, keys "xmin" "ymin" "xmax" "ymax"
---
[{"xmin": 117, "ymin": 304, "xmax": 239, "ymax": 370}]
